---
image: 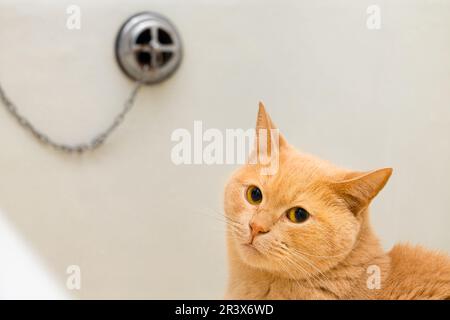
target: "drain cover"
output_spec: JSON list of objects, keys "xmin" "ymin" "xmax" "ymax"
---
[{"xmin": 115, "ymin": 12, "xmax": 182, "ymax": 84}]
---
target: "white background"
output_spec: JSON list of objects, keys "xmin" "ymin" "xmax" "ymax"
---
[{"xmin": 0, "ymin": 0, "xmax": 449, "ymax": 299}]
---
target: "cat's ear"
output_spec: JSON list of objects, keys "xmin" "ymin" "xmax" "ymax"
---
[
  {"xmin": 255, "ymin": 101, "xmax": 287, "ymax": 154},
  {"xmin": 332, "ymin": 168, "xmax": 393, "ymax": 216}
]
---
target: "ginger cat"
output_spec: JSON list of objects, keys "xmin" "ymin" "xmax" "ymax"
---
[{"xmin": 224, "ymin": 102, "xmax": 450, "ymax": 300}]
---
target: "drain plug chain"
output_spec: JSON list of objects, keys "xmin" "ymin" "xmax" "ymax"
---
[{"xmin": 0, "ymin": 80, "xmax": 143, "ymax": 153}]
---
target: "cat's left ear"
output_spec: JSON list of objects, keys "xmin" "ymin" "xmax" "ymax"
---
[{"xmin": 331, "ymin": 168, "xmax": 393, "ymax": 216}]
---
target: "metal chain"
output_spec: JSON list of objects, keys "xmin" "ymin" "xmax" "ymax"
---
[{"xmin": 0, "ymin": 80, "xmax": 143, "ymax": 153}]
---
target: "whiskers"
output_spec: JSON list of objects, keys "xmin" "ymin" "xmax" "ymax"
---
[
  {"xmin": 260, "ymin": 241, "xmax": 317, "ymax": 291},
  {"xmin": 277, "ymin": 241, "xmax": 341, "ymax": 296},
  {"xmin": 193, "ymin": 207, "xmax": 247, "ymax": 243}
]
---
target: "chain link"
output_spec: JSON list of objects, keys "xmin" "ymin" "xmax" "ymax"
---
[{"xmin": 0, "ymin": 80, "xmax": 143, "ymax": 153}]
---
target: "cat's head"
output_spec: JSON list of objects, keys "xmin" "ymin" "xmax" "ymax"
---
[{"xmin": 224, "ymin": 102, "xmax": 392, "ymax": 278}]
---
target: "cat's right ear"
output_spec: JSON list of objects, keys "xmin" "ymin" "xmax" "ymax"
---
[
  {"xmin": 254, "ymin": 101, "xmax": 287, "ymax": 155},
  {"xmin": 331, "ymin": 168, "xmax": 393, "ymax": 216}
]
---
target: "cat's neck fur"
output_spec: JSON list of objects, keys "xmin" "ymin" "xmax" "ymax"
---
[{"xmin": 226, "ymin": 209, "xmax": 390, "ymax": 299}]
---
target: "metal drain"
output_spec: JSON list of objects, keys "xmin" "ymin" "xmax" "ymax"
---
[{"xmin": 115, "ymin": 12, "xmax": 182, "ymax": 84}]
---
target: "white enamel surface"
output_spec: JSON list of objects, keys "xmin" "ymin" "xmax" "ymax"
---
[
  {"xmin": 0, "ymin": 209, "xmax": 68, "ymax": 299},
  {"xmin": 0, "ymin": 0, "xmax": 449, "ymax": 298}
]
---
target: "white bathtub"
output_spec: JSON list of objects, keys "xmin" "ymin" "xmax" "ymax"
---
[{"xmin": 0, "ymin": 0, "xmax": 449, "ymax": 299}]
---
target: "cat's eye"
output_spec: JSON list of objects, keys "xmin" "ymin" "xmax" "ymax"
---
[
  {"xmin": 287, "ymin": 207, "xmax": 310, "ymax": 223},
  {"xmin": 246, "ymin": 186, "xmax": 263, "ymax": 205}
]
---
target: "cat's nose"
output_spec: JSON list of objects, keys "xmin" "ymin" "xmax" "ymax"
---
[{"xmin": 249, "ymin": 221, "xmax": 270, "ymax": 239}]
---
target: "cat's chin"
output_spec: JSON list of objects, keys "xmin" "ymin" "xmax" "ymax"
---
[
  {"xmin": 236, "ymin": 242, "xmax": 318, "ymax": 280},
  {"xmin": 236, "ymin": 242, "xmax": 273, "ymax": 269},
  {"xmin": 240, "ymin": 243, "xmax": 263, "ymax": 256},
  {"xmin": 237, "ymin": 244, "xmax": 295, "ymax": 277}
]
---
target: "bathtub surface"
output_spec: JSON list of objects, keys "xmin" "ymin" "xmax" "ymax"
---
[{"xmin": 0, "ymin": 0, "xmax": 450, "ymax": 298}]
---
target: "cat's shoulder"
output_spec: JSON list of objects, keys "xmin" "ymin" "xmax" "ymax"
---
[
  {"xmin": 381, "ymin": 243, "xmax": 450, "ymax": 299},
  {"xmin": 388, "ymin": 243, "xmax": 450, "ymax": 272}
]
